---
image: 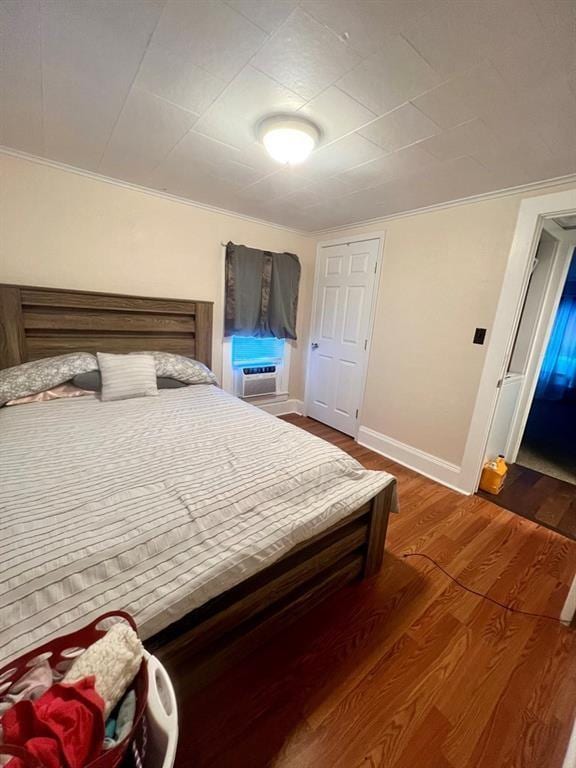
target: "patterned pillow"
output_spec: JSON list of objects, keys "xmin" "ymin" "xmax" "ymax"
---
[
  {"xmin": 133, "ymin": 352, "xmax": 217, "ymax": 385},
  {"xmin": 0, "ymin": 353, "xmax": 98, "ymax": 407}
]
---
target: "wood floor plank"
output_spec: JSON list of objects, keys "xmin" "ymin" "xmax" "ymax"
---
[{"xmin": 172, "ymin": 416, "xmax": 576, "ymax": 768}]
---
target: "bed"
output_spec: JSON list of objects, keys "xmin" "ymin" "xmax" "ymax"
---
[{"xmin": 0, "ymin": 283, "xmax": 397, "ymax": 688}]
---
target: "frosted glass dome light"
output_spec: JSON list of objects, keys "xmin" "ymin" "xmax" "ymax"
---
[{"xmin": 259, "ymin": 116, "xmax": 320, "ymax": 165}]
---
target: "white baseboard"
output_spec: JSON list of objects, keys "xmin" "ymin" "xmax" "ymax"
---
[
  {"xmin": 258, "ymin": 398, "xmax": 304, "ymax": 416},
  {"xmin": 357, "ymin": 425, "xmax": 468, "ymax": 494},
  {"xmin": 563, "ymin": 718, "xmax": 576, "ymax": 768},
  {"xmin": 561, "ymin": 573, "xmax": 576, "ymax": 626}
]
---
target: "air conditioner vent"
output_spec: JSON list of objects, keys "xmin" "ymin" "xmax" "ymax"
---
[{"xmin": 238, "ymin": 366, "xmax": 277, "ymax": 398}]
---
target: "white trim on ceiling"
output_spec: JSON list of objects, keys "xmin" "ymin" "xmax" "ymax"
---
[
  {"xmin": 0, "ymin": 146, "xmax": 309, "ymax": 237},
  {"xmin": 3, "ymin": 145, "xmax": 576, "ymax": 238},
  {"xmin": 312, "ymin": 173, "xmax": 576, "ymax": 236}
]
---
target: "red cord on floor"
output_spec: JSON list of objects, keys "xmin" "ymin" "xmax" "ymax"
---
[{"xmin": 402, "ymin": 552, "xmax": 568, "ymax": 624}]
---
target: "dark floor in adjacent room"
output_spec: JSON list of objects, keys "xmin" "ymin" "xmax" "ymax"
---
[
  {"xmin": 167, "ymin": 416, "xmax": 576, "ymax": 768},
  {"xmin": 477, "ymin": 462, "xmax": 576, "ymax": 541}
]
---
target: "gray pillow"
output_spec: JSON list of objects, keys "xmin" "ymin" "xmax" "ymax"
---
[
  {"xmin": 0, "ymin": 352, "xmax": 98, "ymax": 407},
  {"xmin": 74, "ymin": 371, "xmax": 187, "ymax": 391},
  {"xmin": 97, "ymin": 353, "xmax": 158, "ymax": 402},
  {"xmin": 135, "ymin": 352, "xmax": 217, "ymax": 385}
]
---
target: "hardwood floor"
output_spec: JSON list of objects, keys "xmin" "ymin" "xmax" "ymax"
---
[
  {"xmin": 171, "ymin": 416, "xmax": 576, "ymax": 768},
  {"xmin": 477, "ymin": 462, "xmax": 576, "ymax": 540}
]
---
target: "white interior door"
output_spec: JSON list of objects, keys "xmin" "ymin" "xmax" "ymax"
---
[{"xmin": 306, "ymin": 238, "xmax": 380, "ymax": 436}]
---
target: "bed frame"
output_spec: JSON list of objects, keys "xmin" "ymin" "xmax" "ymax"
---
[{"xmin": 0, "ymin": 282, "xmax": 395, "ymax": 690}]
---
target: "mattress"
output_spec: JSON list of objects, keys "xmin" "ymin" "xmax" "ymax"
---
[{"xmin": 0, "ymin": 385, "xmax": 396, "ymax": 665}]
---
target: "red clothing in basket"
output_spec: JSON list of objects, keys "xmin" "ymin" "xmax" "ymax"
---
[{"xmin": 2, "ymin": 676, "xmax": 105, "ymax": 768}]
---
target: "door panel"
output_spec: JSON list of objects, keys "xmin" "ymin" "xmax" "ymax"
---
[
  {"xmin": 306, "ymin": 238, "xmax": 380, "ymax": 436},
  {"xmin": 310, "ymin": 353, "xmax": 333, "ymax": 409},
  {"xmin": 342, "ymin": 286, "xmax": 365, "ymax": 345},
  {"xmin": 320, "ymin": 285, "xmax": 339, "ymax": 340},
  {"xmin": 334, "ymin": 359, "xmax": 358, "ymax": 417}
]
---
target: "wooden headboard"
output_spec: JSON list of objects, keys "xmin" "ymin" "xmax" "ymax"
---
[{"xmin": 0, "ymin": 284, "xmax": 213, "ymax": 370}]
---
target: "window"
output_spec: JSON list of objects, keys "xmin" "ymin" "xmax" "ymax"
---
[{"xmin": 231, "ymin": 336, "xmax": 285, "ymax": 367}]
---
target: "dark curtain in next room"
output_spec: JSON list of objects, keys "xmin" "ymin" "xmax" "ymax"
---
[{"xmin": 224, "ymin": 241, "xmax": 301, "ymax": 340}]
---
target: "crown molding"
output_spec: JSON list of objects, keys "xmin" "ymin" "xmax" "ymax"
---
[
  {"xmin": 3, "ymin": 145, "xmax": 575, "ymax": 240},
  {"xmin": 0, "ymin": 146, "xmax": 310, "ymax": 238},
  {"xmin": 311, "ymin": 172, "xmax": 576, "ymax": 236}
]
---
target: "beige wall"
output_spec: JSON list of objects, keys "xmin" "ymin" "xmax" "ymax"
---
[
  {"xmin": 321, "ymin": 180, "xmax": 576, "ymax": 466},
  {"xmin": 0, "ymin": 153, "xmax": 315, "ymax": 398},
  {"xmin": 2, "ymin": 151, "xmax": 575, "ymax": 470}
]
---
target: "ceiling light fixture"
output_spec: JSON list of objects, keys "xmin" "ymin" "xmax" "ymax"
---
[{"xmin": 258, "ymin": 116, "xmax": 320, "ymax": 166}]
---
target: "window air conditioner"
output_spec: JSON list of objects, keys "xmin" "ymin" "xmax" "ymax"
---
[{"xmin": 239, "ymin": 366, "xmax": 277, "ymax": 398}]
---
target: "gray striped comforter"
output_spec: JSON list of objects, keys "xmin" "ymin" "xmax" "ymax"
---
[{"xmin": 0, "ymin": 385, "xmax": 396, "ymax": 665}]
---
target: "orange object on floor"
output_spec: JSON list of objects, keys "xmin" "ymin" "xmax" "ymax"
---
[{"xmin": 479, "ymin": 455, "xmax": 508, "ymax": 495}]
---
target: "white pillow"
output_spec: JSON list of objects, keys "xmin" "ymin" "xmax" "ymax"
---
[{"xmin": 97, "ymin": 352, "xmax": 158, "ymax": 402}]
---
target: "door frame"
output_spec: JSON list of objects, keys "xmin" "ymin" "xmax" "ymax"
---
[
  {"xmin": 459, "ymin": 187, "xmax": 576, "ymax": 494},
  {"xmin": 505, "ymin": 220, "xmax": 576, "ymax": 462},
  {"xmin": 304, "ymin": 232, "xmax": 386, "ymax": 437}
]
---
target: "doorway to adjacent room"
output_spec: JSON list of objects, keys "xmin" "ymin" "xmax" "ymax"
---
[{"xmin": 479, "ymin": 217, "xmax": 576, "ymax": 539}]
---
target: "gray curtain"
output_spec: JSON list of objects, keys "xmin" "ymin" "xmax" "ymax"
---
[{"xmin": 224, "ymin": 242, "xmax": 300, "ymax": 339}]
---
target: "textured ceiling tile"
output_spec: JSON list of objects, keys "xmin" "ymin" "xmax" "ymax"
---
[
  {"xmin": 99, "ymin": 88, "xmax": 199, "ymax": 184},
  {"xmin": 472, "ymin": 137, "xmax": 571, "ymax": 187},
  {"xmin": 301, "ymin": 0, "xmax": 432, "ymax": 55},
  {"xmin": 375, "ymin": 155, "xmax": 496, "ymax": 205},
  {"xmin": 474, "ymin": 0, "xmax": 544, "ymax": 54},
  {"xmin": 160, "ymin": 130, "xmax": 243, "ymax": 168},
  {"xmin": 42, "ymin": 0, "xmax": 164, "ymax": 86},
  {"xmin": 151, "ymin": 130, "xmax": 265, "ymax": 193},
  {"xmin": 510, "ymin": 76, "xmax": 576, "ymax": 158},
  {"xmin": 338, "ymin": 144, "xmax": 439, "ymax": 189},
  {"xmin": 359, "ymin": 104, "xmax": 441, "ymax": 152},
  {"xmin": 447, "ymin": 61, "xmax": 513, "ymax": 121},
  {"xmin": 43, "ymin": 74, "xmax": 126, "ymax": 170},
  {"xmin": 240, "ymin": 169, "xmax": 312, "ymax": 201},
  {"xmin": 410, "ymin": 81, "xmax": 478, "ymax": 130},
  {"xmin": 225, "ymin": 0, "xmax": 299, "ymax": 33},
  {"xmin": 251, "ymin": 8, "xmax": 360, "ymax": 100},
  {"xmin": 0, "ymin": 0, "xmax": 44, "ymax": 154},
  {"xmin": 530, "ymin": 0, "xmax": 576, "ymax": 35},
  {"xmin": 2, "ymin": 0, "xmax": 575, "ymax": 231},
  {"xmin": 281, "ymin": 187, "xmax": 324, "ymax": 210},
  {"xmin": 235, "ymin": 141, "xmax": 291, "ymax": 175},
  {"xmin": 303, "ymin": 175, "xmax": 361, "ymax": 199},
  {"xmin": 417, "ymin": 119, "xmax": 495, "ymax": 162},
  {"xmin": 151, "ymin": 0, "xmax": 267, "ymax": 81},
  {"xmin": 41, "ymin": 0, "xmax": 164, "ymax": 169},
  {"xmin": 194, "ymin": 67, "xmax": 305, "ymax": 149},
  {"xmin": 136, "ymin": 43, "xmax": 228, "ymax": 115},
  {"xmin": 303, "ymin": 133, "xmax": 385, "ymax": 176},
  {"xmin": 298, "ymin": 87, "xmax": 376, "ymax": 146},
  {"xmin": 402, "ymin": 0, "xmax": 495, "ymax": 78},
  {"xmin": 150, "ymin": 160, "xmax": 246, "ymax": 208},
  {"xmin": 337, "ymin": 34, "xmax": 441, "ymax": 116},
  {"xmin": 490, "ymin": 27, "xmax": 576, "ymax": 96}
]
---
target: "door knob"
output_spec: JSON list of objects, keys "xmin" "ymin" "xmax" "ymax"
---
[{"xmin": 311, "ymin": 342, "xmax": 319, "ymax": 350}]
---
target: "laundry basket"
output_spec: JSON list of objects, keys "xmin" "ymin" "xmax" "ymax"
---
[
  {"xmin": 0, "ymin": 611, "xmax": 148, "ymax": 768},
  {"xmin": 140, "ymin": 653, "xmax": 178, "ymax": 768}
]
